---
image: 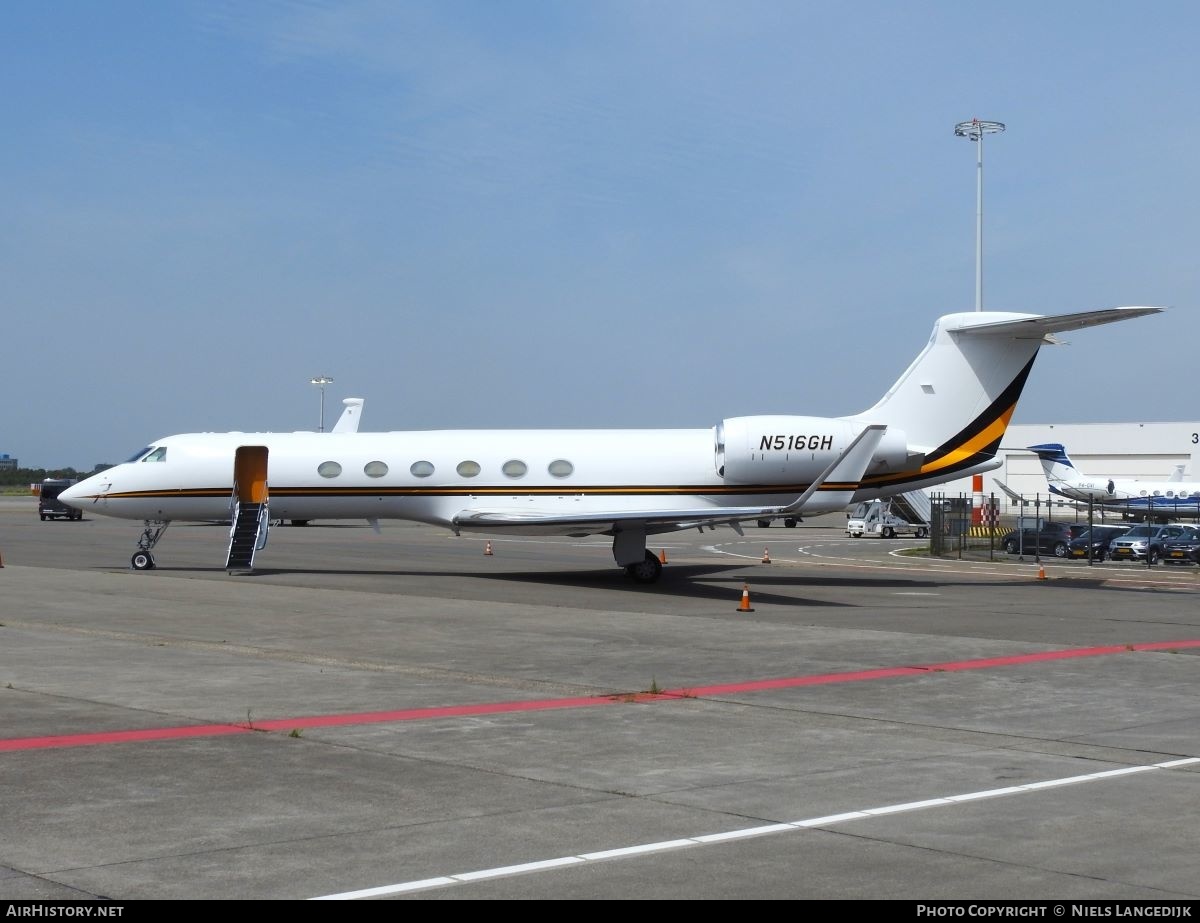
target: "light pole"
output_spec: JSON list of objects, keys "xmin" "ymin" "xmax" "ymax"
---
[
  {"xmin": 309, "ymin": 376, "xmax": 334, "ymax": 432},
  {"xmin": 954, "ymin": 118, "xmax": 1005, "ymax": 311}
]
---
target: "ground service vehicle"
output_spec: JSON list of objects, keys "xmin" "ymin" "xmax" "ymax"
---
[
  {"xmin": 39, "ymin": 479, "xmax": 82, "ymax": 521},
  {"xmin": 845, "ymin": 500, "xmax": 929, "ymax": 538}
]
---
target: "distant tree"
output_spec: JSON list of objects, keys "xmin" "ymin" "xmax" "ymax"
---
[{"xmin": 0, "ymin": 465, "xmax": 111, "ymax": 487}]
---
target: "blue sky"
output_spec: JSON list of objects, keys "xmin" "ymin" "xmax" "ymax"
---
[{"xmin": 3, "ymin": 1, "xmax": 1196, "ymax": 470}]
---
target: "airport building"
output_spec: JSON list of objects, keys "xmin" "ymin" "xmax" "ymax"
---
[
  {"xmin": 0, "ymin": 453, "xmax": 17, "ymax": 471},
  {"xmin": 937, "ymin": 420, "xmax": 1200, "ymax": 514}
]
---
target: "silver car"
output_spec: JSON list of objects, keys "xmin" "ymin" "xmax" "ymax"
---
[{"xmin": 1107, "ymin": 524, "xmax": 1194, "ymax": 564}]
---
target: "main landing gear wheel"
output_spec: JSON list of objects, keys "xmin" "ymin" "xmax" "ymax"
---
[
  {"xmin": 131, "ymin": 551, "xmax": 156, "ymax": 570},
  {"xmin": 624, "ymin": 550, "xmax": 663, "ymax": 584}
]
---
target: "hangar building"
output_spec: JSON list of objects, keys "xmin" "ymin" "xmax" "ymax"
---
[{"xmin": 935, "ymin": 420, "xmax": 1200, "ymax": 517}]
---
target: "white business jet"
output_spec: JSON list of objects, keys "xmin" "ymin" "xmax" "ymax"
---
[
  {"xmin": 60, "ymin": 306, "xmax": 1162, "ymax": 582},
  {"xmin": 1025, "ymin": 442, "xmax": 1200, "ymax": 521}
]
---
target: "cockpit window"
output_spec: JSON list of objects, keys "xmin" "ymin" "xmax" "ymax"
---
[
  {"xmin": 141, "ymin": 447, "xmax": 168, "ymax": 462},
  {"xmin": 123, "ymin": 446, "xmax": 157, "ymax": 463}
]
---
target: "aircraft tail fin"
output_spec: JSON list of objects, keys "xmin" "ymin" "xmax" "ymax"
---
[
  {"xmin": 1027, "ymin": 442, "xmax": 1084, "ymax": 492},
  {"xmin": 330, "ymin": 398, "xmax": 364, "ymax": 434},
  {"xmin": 848, "ymin": 307, "xmax": 1161, "ymax": 492}
]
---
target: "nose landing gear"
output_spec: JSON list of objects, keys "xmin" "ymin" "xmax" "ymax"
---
[{"xmin": 130, "ymin": 520, "xmax": 170, "ymax": 570}]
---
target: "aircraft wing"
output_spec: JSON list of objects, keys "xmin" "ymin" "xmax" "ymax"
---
[
  {"xmin": 453, "ymin": 506, "xmax": 792, "ymax": 537},
  {"xmin": 995, "ymin": 478, "xmax": 1129, "ymax": 516},
  {"xmin": 452, "ymin": 425, "xmax": 887, "ymax": 537}
]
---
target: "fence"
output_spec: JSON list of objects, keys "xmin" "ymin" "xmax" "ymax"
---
[{"xmin": 928, "ymin": 491, "xmax": 1144, "ymax": 559}]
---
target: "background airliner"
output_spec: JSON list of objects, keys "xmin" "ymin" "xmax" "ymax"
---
[
  {"xmin": 59, "ymin": 306, "xmax": 1162, "ymax": 582},
  {"xmin": 1026, "ymin": 442, "xmax": 1200, "ymax": 521}
]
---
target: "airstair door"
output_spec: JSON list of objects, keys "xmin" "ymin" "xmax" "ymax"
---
[{"xmin": 226, "ymin": 446, "xmax": 269, "ymax": 573}]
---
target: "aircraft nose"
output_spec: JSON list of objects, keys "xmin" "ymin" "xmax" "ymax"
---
[
  {"xmin": 57, "ymin": 481, "xmax": 85, "ymax": 508},
  {"xmin": 58, "ymin": 478, "xmax": 104, "ymax": 509}
]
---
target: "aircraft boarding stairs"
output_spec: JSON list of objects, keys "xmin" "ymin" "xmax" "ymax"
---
[
  {"xmin": 889, "ymin": 489, "xmax": 932, "ymax": 526},
  {"xmin": 225, "ymin": 500, "xmax": 269, "ymax": 573},
  {"xmin": 226, "ymin": 446, "xmax": 271, "ymax": 574}
]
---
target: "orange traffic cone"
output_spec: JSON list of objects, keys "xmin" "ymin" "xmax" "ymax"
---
[
  {"xmin": 659, "ymin": 548, "xmax": 668, "ymax": 565},
  {"xmin": 484, "ymin": 541, "xmax": 493, "ymax": 556},
  {"xmin": 737, "ymin": 583, "xmax": 755, "ymax": 612},
  {"xmin": 1036, "ymin": 563, "xmax": 1047, "ymax": 581},
  {"xmin": 761, "ymin": 547, "xmax": 771, "ymax": 563}
]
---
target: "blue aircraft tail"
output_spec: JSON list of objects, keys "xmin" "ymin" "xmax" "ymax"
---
[{"xmin": 1027, "ymin": 443, "xmax": 1075, "ymax": 469}]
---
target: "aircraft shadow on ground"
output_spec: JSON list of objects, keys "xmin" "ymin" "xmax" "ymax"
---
[{"xmin": 128, "ymin": 560, "xmax": 1062, "ymax": 608}]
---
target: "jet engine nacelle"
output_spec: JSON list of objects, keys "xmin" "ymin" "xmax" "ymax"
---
[{"xmin": 716, "ymin": 416, "xmax": 911, "ymax": 484}]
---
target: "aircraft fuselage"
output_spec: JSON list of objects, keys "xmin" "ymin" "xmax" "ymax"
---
[{"xmin": 66, "ymin": 426, "xmax": 868, "ymax": 529}]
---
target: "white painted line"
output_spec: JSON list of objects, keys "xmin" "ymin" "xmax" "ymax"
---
[
  {"xmin": 861, "ymin": 798, "xmax": 952, "ymax": 815},
  {"xmin": 695, "ymin": 824, "xmax": 795, "ymax": 843},
  {"xmin": 309, "ymin": 757, "xmax": 1199, "ymax": 899},
  {"xmin": 793, "ymin": 812, "xmax": 870, "ymax": 827},
  {"xmin": 310, "ymin": 876, "xmax": 457, "ymax": 899},
  {"xmin": 947, "ymin": 786, "xmax": 1026, "ymax": 802},
  {"xmin": 456, "ymin": 856, "xmax": 584, "ymax": 880},
  {"xmin": 581, "ymin": 839, "xmax": 696, "ymax": 860}
]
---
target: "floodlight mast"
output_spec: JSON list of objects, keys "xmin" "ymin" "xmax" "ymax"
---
[
  {"xmin": 309, "ymin": 376, "xmax": 334, "ymax": 432},
  {"xmin": 954, "ymin": 118, "xmax": 1006, "ymax": 311}
]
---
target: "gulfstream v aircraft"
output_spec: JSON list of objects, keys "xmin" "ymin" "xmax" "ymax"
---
[
  {"xmin": 1027, "ymin": 442, "xmax": 1200, "ymax": 521},
  {"xmin": 60, "ymin": 306, "xmax": 1162, "ymax": 582}
]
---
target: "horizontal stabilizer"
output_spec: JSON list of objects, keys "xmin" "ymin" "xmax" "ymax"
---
[{"xmin": 949, "ymin": 306, "xmax": 1163, "ymax": 340}]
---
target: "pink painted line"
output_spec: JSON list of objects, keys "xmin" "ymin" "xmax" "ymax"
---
[
  {"xmin": 0, "ymin": 723, "xmax": 254, "ymax": 752},
  {"xmin": 3, "ymin": 640, "xmax": 1198, "ymax": 753},
  {"xmin": 250, "ymin": 695, "xmax": 615, "ymax": 732},
  {"xmin": 667, "ymin": 640, "xmax": 1200, "ymax": 699},
  {"xmin": 0, "ymin": 697, "xmax": 618, "ymax": 752}
]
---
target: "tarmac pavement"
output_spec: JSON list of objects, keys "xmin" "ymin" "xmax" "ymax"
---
[{"xmin": 1, "ymin": 497, "xmax": 1198, "ymax": 902}]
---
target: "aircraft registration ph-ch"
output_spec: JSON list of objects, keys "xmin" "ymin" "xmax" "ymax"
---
[{"xmin": 60, "ymin": 307, "xmax": 1162, "ymax": 583}]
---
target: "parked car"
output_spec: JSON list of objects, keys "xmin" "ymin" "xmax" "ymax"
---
[
  {"xmin": 1066, "ymin": 524, "xmax": 1132, "ymax": 562},
  {"xmin": 999, "ymin": 522, "xmax": 1083, "ymax": 558},
  {"xmin": 1161, "ymin": 526, "xmax": 1200, "ymax": 565},
  {"xmin": 1107, "ymin": 523, "xmax": 1195, "ymax": 564}
]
